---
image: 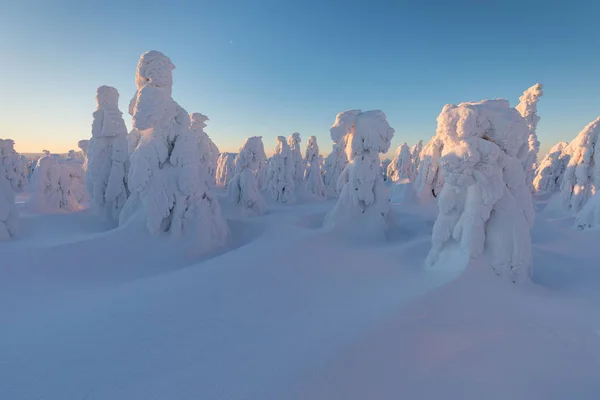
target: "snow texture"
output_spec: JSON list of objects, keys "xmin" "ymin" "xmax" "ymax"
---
[
  {"xmin": 266, "ymin": 136, "xmax": 295, "ymax": 204},
  {"xmin": 228, "ymin": 136, "xmax": 267, "ymax": 216},
  {"xmin": 190, "ymin": 113, "xmax": 219, "ymax": 187},
  {"xmin": 304, "ymin": 136, "xmax": 326, "ymax": 199},
  {"xmin": 325, "ymin": 110, "xmax": 395, "ymax": 238},
  {"xmin": 515, "ymin": 83, "xmax": 544, "ymax": 192},
  {"xmin": 426, "ymin": 99, "xmax": 534, "ymax": 283},
  {"xmin": 415, "ymin": 136, "xmax": 444, "ymax": 202},
  {"xmin": 27, "ymin": 154, "xmax": 83, "ymax": 213},
  {"xmin": 323, "ymin": 110, "xmax": 360, "ymax": 198},
  {"xmin": 558, "ymin": 117, "xmax": 600, "ymax": 213},
  {"xmin": 387, "ymin": 142, "xmax": 412, "ymax": 183},
  {"xmin": 120, "ymin": 50, "xmax": 227, "ymax": 251},
  {"xmin": 86, "ymin": 85, "xmax": 130, "ymax": 221},
  {"xmin": 216, "ymin": 152, "xmax": 237, "ymax": 187},
  {"xmin": 0, "ymin": 139, "xmax": 22, "ymax": 239},
  {"xmin": 533, "ymin": 141, "xmax": 568, "ymax": 193}
]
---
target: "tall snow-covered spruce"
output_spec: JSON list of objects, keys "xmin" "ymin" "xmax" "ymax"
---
[
  {"xmin": 190, "ymin": 113, "xmax": 219, "ymax": 187},
  {"xmin": 387, "ymin": 143, "xmax": 412, "ymax": 183},
  {"xmin": 533, "ymin": 141, "xmax": 568, "ymax": 193},
  {"xmin": 216, "ymin": 152, "xmax": 237, "ymax": 187},
  {"xmin": 323, "ymin": 110, "xmax": 359, "ymax": 198},
  {"xmin": 515, "ymin": 83, "xmax": 543, "ymax": 192},
  {"xmin": 410, "ymin": 140, "xmax": 423, "ymax": 178},
  {"xmin": 415, "ymin": 136, "xmax": 444, "ymax": 202},
  {"xmin": 426, "ymin": 100, "xmax": 534, "ymax": 283},
  {"xmin": 119, "ymin": 50, "xmax": 227, "ymax": 251},
  {"xmin": 228, "ymin": 136, "xmax": 267, "ymax": 216},
  {"xmin": 266, "ymin": 136, "xmax": 295, "ymax": 204},
  {"xmin": 304, "ymin": 136, "xmax": 326, "ymax": 199},
  {"xmin": 0, "ymin": 139, "xmax": 23, "ymax": 240},
  {"xmin": 324, "ymin": 110, "xmax": 395, "ymax": 238},
  {"xmin": 86, "ymin": 85, "xmax": 130, "ymax": 221},
  {"xmin": 28, "ymin": 153, "xmax": 82, "ymax": 212}
]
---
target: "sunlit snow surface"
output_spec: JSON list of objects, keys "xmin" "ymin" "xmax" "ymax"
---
[{"xmin": 1, "ymin": 188, "xmax": 600, "ymax": 399}]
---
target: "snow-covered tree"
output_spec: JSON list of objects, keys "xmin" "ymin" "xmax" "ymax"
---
[
  {"xmin": 0, "ymin": 139, "xmax": 23, "ymax": 240},
  {"xmin": 86, "ymin": 85, "xmax": 130, "ymax": 221},
  {"xmin": 410, "ymin": 140, "xmax": 423, "ymax": 178},
  {"xmin": 78, "ymin": 140, "xmax": 90, "ymax": 156},
  {"xmin": 60, "ymin": 155, "xmax": 88, "ymax": 205},
  {"xmin": 515, "ymin": 83, "xmax": 543, "ymax": 192},
  {"xmin": 28, "ymin": 154, "xmax": 82, "ymax": 212},
  {"xmin": 216, "ymin": 152, "xmax": 237, "ymax": 187},
  {"xmin": 387, "ymin": 143, "xmax": 412, "ymax": 183},
  {"xmin": 558, "ymin": 117, "xmax": 600, "ymax": 213},
  {"xmin": 381, "ymin": 158, "xmax": 392, "ymax": 181},
  {"xmin": 323, "ymin": 110, "xmax": 360, "ymax": 198},
  {"xmin": 119, "ymin": 50, "xmax": 227, "ymax": 251},
  {"xmin": 304, "ymin": 136, "xmax": 325, "ymax": 199},
  {"xmin": 287, "ymin": 132, "xmax": 306, "ymax": 198},
  {"xmin": 425, "ymin": 99, "xmax": 534, "ymax": 283},
  {"xmin": 190, "ymin": 113, "xmax": 219, "ymax": 187},
  {"xmin": 414, "ymin": 137, "xmax": 444, "ymax": 202},
  {"xmin": 228, "ymin": 136, "xmax": 267, "ymax": 216},
  {"xmin": 266, "ymin": 136, "xmax": 295, "ymax": 204},
  {"xmin": 324, "ymin": 110, "xmax": 395, "ymax": 237},
  {"xmin": 533, "ymin": 141, "xmax": 568, "ymax": 193}
]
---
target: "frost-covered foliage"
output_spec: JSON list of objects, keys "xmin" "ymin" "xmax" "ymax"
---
[
  {"xmin": 266, "ymin": 136, "xmax": 295, "ymax": 204},
  {"xmin": 86, "ymin": 85, "xmax": 130, "ymax": 221},
  {"xmin": 228, "ymin": 136, "xmax": 266, "ymax": 216},
  {"xmin": 325, "ymin": 110, "xmax": 394, "ymax": 237},
  {"xmin": 415, "ymin": 137, "xmax": 444, "ymax": 202},
  {"xmin": 323, "ymin": 110, "xmax": 360, "ymax": 198},
  {"xmin": 515, "ymin": 83, "xmax": 544, "ymax": 192},
  {"xmin": 119, "ymin": 50, "xmax": 227, "ymax": 250},
  {"xmin": 387, "ymin": 143, "xmax": 412, "ymax": 183},
  {"xmin": 0, "ymin": 139, "xmax": 23, "ymax": 239},
  {"xmin": 78, "ymin": 140, "xmax": 90, "ymax": 156},
  {"xmin": 533, "ymin": 141, "xmax": 568, "ymax": 193},
  {"xmin": 190, "ymin": 113, "xmax": 219, "ymax": 187},
  {"xmin": 410, "ymin": 140, "xmax": 423, "ymax": 178},
  {"xmin": 558, "ymin": 117, "xmax": 600, "ymax": 213},
  {"xmin": 28, "ymin": 154, "xmax": 82, "ymax": 212},
  {"xmin": 216, "ymin": 152, "xmax": 237, "ymax": 187},
  {"xmin": 304, "ymin": 136, "xmax": 325, "ymax": 199},
  {"xmin": 425, "ymin": 99, "xmax": 534, "ymax": 283}
]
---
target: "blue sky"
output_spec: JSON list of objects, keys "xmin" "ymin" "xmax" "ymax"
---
[{"xmin": 1, "ymin": 0, "xmax": 599, "ymax": 157}]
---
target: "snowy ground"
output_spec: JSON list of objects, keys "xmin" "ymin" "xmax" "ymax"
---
[{"xmin": 1, "ymin": 190, "xmax": 600, "ymax": 399}]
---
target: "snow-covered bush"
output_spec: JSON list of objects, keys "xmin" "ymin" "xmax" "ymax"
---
[
  {"xmin": 0, "ymin": 139, "xmax": 22, "ymax": 239},
  {"xmin": 228, "ymin": 136, "xmax": 267, "ymax": 216},
  {"xmin": 515, "ymin": 83, "xmax": 543, "ymax": 192},
  {"xmin": 323, "ymin": 110, "xmax": 360, "ymax": 197},
  {"xmin": 216, "ymin": 152, "xmax": 237, "ymax": 187},
  {"xmin": 119, "ymin": 50, "xmax": 227, "ymax": 250},
  {"xmin": 425, "ymin": 99, "xmax": 534, "ymax": 283},
  {"xmin": 190, "ymin": 113, "xmax": 219, "ymax": 187},
  {"xmin": 410, "ymin": 140, "xmax": 423, "ymax": 178},
  {"xmin": 558, "ymin": 117, "xmax": 600, "ymax": 213},
  {"xmin": 533, "ymin": 141, "xmax": 568, "ymax": 193},
  {"xmin": 28, "ymin": 154, "xmax": 82, "ymax": 212},
  {"xmin": 86, "ymin": 85, "xmax": 130, "ymax": 221},
  {"xmin": 266, "ymin": 136, "xmax": 295, "ymax": 204},
  {"xmin": 304, "ymin": 136, "xmax": 326, "ymax": 199},
  {"xmin": 324, "ymin": 110, "xmax": 395, "ymax": 237},
  {"xmin": 414, "ymin": 137, "xmax": 444, "ymax": 202},
  {"xmin": 387, "ymin": 143, "xmax": 412, "ymax": 183}
]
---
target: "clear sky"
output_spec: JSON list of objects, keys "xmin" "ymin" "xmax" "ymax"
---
[{"xmin": 1, "ymin": 0, "xmax": 599, "ymax": 157}]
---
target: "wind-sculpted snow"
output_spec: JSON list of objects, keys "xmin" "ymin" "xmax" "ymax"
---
[
  {"xmin": 0, "ymin": 139, "xmax": 23, "ymax": 240},
  {"xmin": 533, "ymin": 141, "xmax": 568, "ymax": 193},
  {"xmin": 304, "ymin": 136, "xmax": 326, "ymax": 199},
  {"xmin": 325, "ymin": 110, "xmax": 395, "ymax": 238},
  {"xmin": 86, "ymin": 85, "xmax": 130, "ymax": 221},
  {"xmin": 120, "ymin": 51, "xmax": 227, "ymax": 251},
  {"xmin": 387, "ymin": 143, "xmax": 412, "ymax": 183},
  {"xmin": 323, "ymin": 110, "xmax": 359, "ymax": 198},
  {"xmin": 190, "ymin": 113, "xmax": 219, "ymax": 187},
  {"xmin": 426, "ymin": 100, "xmax": 534, "ymax": 283},
  {"xmin": 516, "ymin": 83, "xmax": 543, "ymax": 192},
  {"xmin": 228, "ymin": 136, "xmax": 266, "ymax": 216},
  {"xmin": 216, "ymin": 152, "xmax": 237, "ymax": 187},
  {"xmin": 266, "ymin": 136, "xmax": 295, "ymax": 204},
  {"xmin": 78, "ymin": 140, "xmax": 90, "ymax": 156}
]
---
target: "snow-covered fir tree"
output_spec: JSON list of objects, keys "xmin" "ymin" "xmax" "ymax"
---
[
  {"xmin": 323, "ymin": 110, "xmax": 360, "ymax": 198},
  {"xmin": 190, "ymin": 113, "xmax": 219, "ymax": 187},
  {"xmin": 414, "ymin": 137, "xmax": 444, "ymax": 202},
  {"xmin": 325, "ymin": 110, "xmax": 395, "ymax": 237},
  {"xmin": 381, "ymin": 158, "xmax": 392, "ymax": 181},
  {"xmin": 266, "ymin": 136, "xmax": 295, "ymax": 204},
  {"xmin": 228, "ymin": 136, "xmax": 267, "ymax": 216},
  {"xmin": 28, "ymin": 153, "xmax": 82, "ymax": 212},
  {"xmin": 0, "ymin": 139, "xmax": 23, "ymax": 240},
  {"xmin": 533, "ymin": 141, "xmax": 568, "ymax": 193},
  {"xmin": 425, "ymin": 100, "xmax": 534, "ymax": 283},
  {"xmin": 78, "ymin": 140, "xmax": 90, "ymax": 157},
  {"xmin": 119, "ymin": 50, "xmax": 227, "ymax": 251},
  {"xmin": 515, "ymin": 83, "xmax": 543, "ymax": 192},
  {"xmin": 86, "ymin": 85, "xmax": 130, "ymax": 221},
  {"xmin": 304, "ymin": 136, "xmax": 325, "ymax": 199},
  {"xmin": 287, "ymin": 132, "xmax": 305, "ymax": 197},
  {"xmin": 387, "ymin": 143, "xmax": 412, "ymax": 183},
  {"xmin": 61, "ymin": 153, "xmax": 88, "ymax": 205},
  {"xmin": 410, "ymin": 140, "xmax": 423, "ymax": 178},
  {"xmin": 216, "ymin": 152, "xmax": 237, "ymax": 187}
]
